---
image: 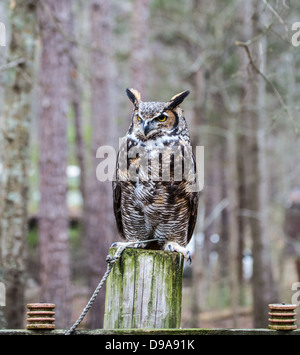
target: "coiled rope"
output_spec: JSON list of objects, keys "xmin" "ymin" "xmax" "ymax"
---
[{"xmin": 64, "ymin": 239, "xmax": 159, "ymax": 335}]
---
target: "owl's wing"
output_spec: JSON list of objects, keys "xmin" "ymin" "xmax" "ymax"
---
[
  {"xmin": 112, "ymin": 179, "xmax": 125, "ymax": 239},
  {"xmin": 187, "ymin": 191, "xmax": 200, "ymax": 244},
  {"xmin": 113, "ymin": 150, "xmax": 125, "ymax": 239},
  {"xmin": 186, "ymin": 152, "xmax": 200, "ymax": 244}
]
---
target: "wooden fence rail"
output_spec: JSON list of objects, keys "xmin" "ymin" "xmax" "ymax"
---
[{"xmin": 0, "ymin": 328, "xmax": 299, "ymax": 335}]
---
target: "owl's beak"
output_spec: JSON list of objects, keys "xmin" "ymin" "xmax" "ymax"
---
[{"xmin": 143, "ymin": 120, "xmax": 153, "ymax": 136}]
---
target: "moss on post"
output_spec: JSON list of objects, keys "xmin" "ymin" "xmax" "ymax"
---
[{"xmin": 104, "ymin": 248, "xmax": 184, "ymax": 329}]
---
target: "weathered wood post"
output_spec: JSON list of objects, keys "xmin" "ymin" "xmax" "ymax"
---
[{"xmin": 104, "ymin": 248, "xmax": 184, "ymax": 329}]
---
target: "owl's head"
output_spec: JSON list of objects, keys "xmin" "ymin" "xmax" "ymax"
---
[{"xmin": 126, "ymin": 88, "xmax": 190, "ymax": 139}]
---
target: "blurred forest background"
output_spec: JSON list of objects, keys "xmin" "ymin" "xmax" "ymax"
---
[{"xmin": 0, "ymin": 0, "xmax": 300, "ymax": 330}]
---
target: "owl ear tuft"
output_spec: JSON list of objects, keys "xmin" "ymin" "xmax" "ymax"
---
[
  {"xmin": 126, "ymin": 88, "xmax": 141, "ymax": 108},
  {"xmin": 165, "ymin": 90, "xmax": 190, "ymax": 110}
]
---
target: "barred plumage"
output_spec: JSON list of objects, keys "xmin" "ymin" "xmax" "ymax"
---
[{"xmin": 112, "ymin": 88, "xmax": 200, "ymax": 262}]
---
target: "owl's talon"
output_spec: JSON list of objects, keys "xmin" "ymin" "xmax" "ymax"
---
[
  {"xmin": 110, "ymin": 240, "xmax": 147, "ymax": 249},
  {"xmin": 187, "ymin": 251, "xmax": 192, "ymax": 265},
  {"xmin": 164, "ymin": 241, "xmax": 192, "ymax": 263}
]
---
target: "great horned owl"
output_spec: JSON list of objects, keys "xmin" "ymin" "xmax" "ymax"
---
[{"xmin": 112, "ymin": 88, "xmax": 200, "ymax": 262}]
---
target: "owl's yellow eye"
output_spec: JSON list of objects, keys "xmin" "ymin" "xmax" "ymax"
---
[
  {"xmin": 137, "ymin": 115, "xmax": 142, "ymax": 122},
  {"xmin": 157, "ymin": 114, "xmax": 167, "ymax": 122}
]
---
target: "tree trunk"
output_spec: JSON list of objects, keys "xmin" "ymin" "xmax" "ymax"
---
[
  {"xmin": 189, "ymin": 0, "xmax": 207, "ymax": 327},
  {"xmin": 0, "ymin": 0, "xmax": 37, "ymax": 329},
  {"xmin": 69, "ymin": 11, "xmax": 85, "ymax": 201},
  {"xmin": 84, "ymin": 0, "xmax": 115, "ymax": 329},
  {"xmin": 38, "ymin": 0, "xmax": 72, "ymax": 328},
  {"xmin": 250, "ymin": 20, "xmax": 278, "ymax": 328},
  {"xmin": 130, "ymin": 0, "xmax": 150, "ymax": 93},
  {"xmin": 236, "ymin": 0, "xmax": 251, "ymax": 303},
  {"xmin": 239, "ymin": 0, "xmax": 278, "ymax": 327},
  {"xmin": 226, "ymin": 119, "xmax": 240, "ymax": 328}
]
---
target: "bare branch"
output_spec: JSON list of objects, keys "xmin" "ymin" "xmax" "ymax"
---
[
  {"xmin": 261, "ymin": 0, "xmax": 289, "ymax": 33},
  {"xmin": 0, "ymin": 58, "xmax": 24, "ymax": 71},
  {"xmin": 235, "ymin": 40, "xmax": 298, "ymax": 134},
  {"xmin": 40, "ymin": 1, "xmax": 99, "ymax": 52},
  {"xmin": 203, "ymin": 198, "xmax": 229, "ymax": 231}
]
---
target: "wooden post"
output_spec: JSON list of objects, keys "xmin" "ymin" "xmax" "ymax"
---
[{"xmin": 103, "ymin": 248, "xmax": 184, "ymax": 329}]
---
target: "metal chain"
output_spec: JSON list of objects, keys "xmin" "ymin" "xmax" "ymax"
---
[{"xmin": 64, "ymin": 239, "xmax": 159, "ymax": 335}]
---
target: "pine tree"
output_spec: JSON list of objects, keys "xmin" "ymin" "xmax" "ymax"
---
[
  {"xmin": 0, "ymin": 0, "xmax": 37, "ymax": 329},
  {"xmin": 38, "ymin": 0, "xmax": 72, "ymax": 328}
]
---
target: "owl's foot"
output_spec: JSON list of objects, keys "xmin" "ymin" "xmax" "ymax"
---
[
  {"xmin": 164, "ymin": 241, "xmax": 192, "ymax": 264},
  {"xmin": 111, "ymin": 241, "xmax": 147, "ymax": 249}
]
